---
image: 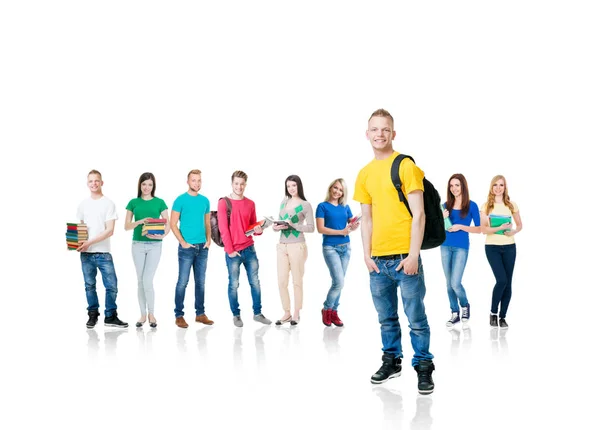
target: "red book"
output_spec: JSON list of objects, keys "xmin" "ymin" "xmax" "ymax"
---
[{"xmin": 146, "ymin": 218, "xmax": 166, "ymax": 224}]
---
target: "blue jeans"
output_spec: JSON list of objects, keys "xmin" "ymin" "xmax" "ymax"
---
[
  {"xmin": 226, "ymin": 245, "xmax": 262, "ymax": 316},
  {"xmin": 80, "ymin": 252, "xmax": 118, "ymax": 317},
  {"xmin": 369, "ymin": 256, "xmax": 434, "ymax": 367},
  {"xmin": 322, "ymin": 243, "xmax": 351, "ymax": 311},
  {"xmin": 174, "ymin": 243, "xmax": 209, "ymax": 318},
  {"xmin": 440, "ymin": 246, "xmax": 469, "ymax": 313},
  {"xmin": 485, "ymin": 244, "xmax": 516, "ymax": 318}
]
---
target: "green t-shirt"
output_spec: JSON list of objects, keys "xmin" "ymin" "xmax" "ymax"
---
[{"xmin": 125, "ymin": 197, "xmax": 168, "ymax": 241}]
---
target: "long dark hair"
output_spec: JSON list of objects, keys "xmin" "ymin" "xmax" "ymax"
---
[
  {"xmin": 284, "ymin": 175, "xmax": 307, "ymax": 201},
  {"xmin": 137, "ymin": 172, "xmax": 156, "ymax": 198},
  {"xmin": 445, "ymin": 173, "xmax": 470, "ymax": 218}
]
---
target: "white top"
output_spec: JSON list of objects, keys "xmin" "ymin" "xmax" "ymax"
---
[{"xmin": 76, "ymin": 196, "xmax": 118, "ymax": 252}]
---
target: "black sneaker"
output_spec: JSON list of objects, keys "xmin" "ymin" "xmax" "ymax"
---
[
  {"xmin": 104, "ymin": 312, "xmax": 129, "ymax": 328},
  {"xmin": 414, "ymin": 360, "xmax": 435, "ymax": 395},
  {"xmin": 86, "ymin": 310, "xmax": 100, "ymax": 329},
  {"xmin": 371, "ymin": 353, "xmax": 402, "ymax": 384},
  {"xmin": 499, "ymin": 318, "xmax": 509, "ymax": 328},
  {"xmin": 490, "ymin": 314, "xmax": 498, "ymax": 327}
]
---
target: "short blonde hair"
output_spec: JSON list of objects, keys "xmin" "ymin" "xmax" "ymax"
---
[
  {"xmin": 368, "ymin": 108, "xmax": 394, "ymax": 128},
  {"xmin": 187, "ymin": 169, "xmax": 201, "ymax": 179},
  {"xmin": 88, "ymin": 169, "xmax": 102, "ymax": 179},
  {"xmin": 325, "ymin": 178, "xmax": 348, "ymax": 206}
]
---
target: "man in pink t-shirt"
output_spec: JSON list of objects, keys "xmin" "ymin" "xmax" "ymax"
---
[{"xmin": 217, "ymin": 170, "xmax": 272, "ymax": 327}]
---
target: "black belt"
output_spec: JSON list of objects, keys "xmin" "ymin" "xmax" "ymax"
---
[{"xmin": 373, "ymin": 253, "xmax": 409, "ymax": 260}]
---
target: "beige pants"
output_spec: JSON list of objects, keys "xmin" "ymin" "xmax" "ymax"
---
[{"xmin": 277, "ymin": 242, "xmax": 308, "ymax": 312}]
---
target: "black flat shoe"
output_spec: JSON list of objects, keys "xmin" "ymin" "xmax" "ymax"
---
[
  {"xmin": 135, "ymin": 321, "xmax": 143, "ymax": 328},
  {"xmin": 275, "ymin": 316, "xmax": 292, "ymax": 326},
  {"xmin": 149, "ymin": 321, "xmax": 157, "ymax": 328},
  {"xmin": 290, "ymin": 317, "xmax": 300, "ymax": 326}
]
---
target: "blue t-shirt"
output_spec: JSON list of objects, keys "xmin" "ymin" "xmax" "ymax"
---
[
  {"xmin": 441, "ymin": 201, "xmax": 481, "ymax": 250},
  {"xmin": 172, "ymin": 192, "xmax": 210, "ymax": 244},
  {"xmin": 315, "ymin": 201, "xmax": 353, "ymax": 246}
]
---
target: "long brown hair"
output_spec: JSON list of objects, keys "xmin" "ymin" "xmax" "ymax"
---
[
  {"xmin": 483, "ymin": 175, "xmax": 515, "ymax": 215},
  {"xmin": 445, "ymin": 173, "xmax": 470, "ymax": 218}
]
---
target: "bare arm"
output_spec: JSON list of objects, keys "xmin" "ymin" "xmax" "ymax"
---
[
  {"xmin": 360, "ymin": 204, "xmax": 379, "ymax": 273},
  {"xmin": 124, "ymin": 210, "xmax": 147, "ymax": 231},
  {"xmin": 505, "ymin": 211, "xmax": 522, "ymax": 237},
  {"xmin": 316, "ymin": 218, "xmax": 351, "ymax": 236},
  {"xmin": 396, "ymin": 190, "xmax": 424, "ymax": 275},
  {"xmin": 77, "ymin": 219, "xmax": 116, "ymax": 252},
  {"xmin": 169, "ymin": 210, "xmax": 191, "ymax": 247},
  {"xmin": 480, "ymin": 211, "xmax": 511, "ymax": 235},
  {"xmin": 203, "ymin": 212, "xmax": 212, "ymax": 247}
]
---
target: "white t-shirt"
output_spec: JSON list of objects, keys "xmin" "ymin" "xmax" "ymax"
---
[{"xmin": 76, "ymin": 196, "xmax": 118, "ymax": 253}]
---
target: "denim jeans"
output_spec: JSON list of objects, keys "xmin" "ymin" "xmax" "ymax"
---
[
  {"xmin": 322, "ymin": 243, "xmax": 351, "ymax": 311},
  {"xmin": 485, "ymin": 244, "xmax": 516, "ymax": 318},
  {"xmin": 440, "ymin": 246, "xmax": 469, "ymax": 313},
  {"xmin": 369, "ymin": 256, "xmax": 434, "ymax": 367},
  {"xmin": 174, "ymin": 243, "xmax": 208, "ymax": 318},
  {"xmin": 80, "ymin": 252, "xmax": 118, "ymax": 317},
  {"xmin": 226, "ymin": 245, "xmax": 262, "ymax": 316},
  {"xmin": 132, "ymin": 241, "xmax": 162, "ymax": 315}
]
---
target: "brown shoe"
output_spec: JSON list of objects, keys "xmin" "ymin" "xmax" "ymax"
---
[
  {"xmin": 195, "ymin": 314, "xmax": 214, "ymax": 325},
  {"xmin": 175, "ymin": 317, "xmax": 188, "ymax": 328}
]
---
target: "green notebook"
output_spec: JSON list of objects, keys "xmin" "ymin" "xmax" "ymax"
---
[{"xmin": 489, "ymin": 215, "xmax": 511, "ymax": 235}]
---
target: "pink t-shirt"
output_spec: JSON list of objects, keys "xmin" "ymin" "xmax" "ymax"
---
[{"xmin": 217, "ymin": 197, "xmax": 260, "ymax": 254}]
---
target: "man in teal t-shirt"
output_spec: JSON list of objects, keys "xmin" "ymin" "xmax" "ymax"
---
[{"xmin": 170, "ymin": 169, "xmax": 214, "ymax": 328}]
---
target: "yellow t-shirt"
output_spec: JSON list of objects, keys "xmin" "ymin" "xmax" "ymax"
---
[
  {"xmin": 482, "ymin": 201, "xmax": 519, "ymax": 245},
  {"xmin": 354, "ymin": 152, "xmax": 424, "ymax": 256}
]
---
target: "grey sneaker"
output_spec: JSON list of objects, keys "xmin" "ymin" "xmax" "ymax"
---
[
  {"xmin": 253, "ymin": 314, "xmax": 272, "ymax": 325},
  {"xmin": 233, "ymin": 315, "xmax": 243, "ymax": 327}
]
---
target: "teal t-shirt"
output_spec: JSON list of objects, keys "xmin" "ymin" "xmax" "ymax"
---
[
  {"xmin": 172, "ymin": 192, "xmax": 210, "ymax": 244},
  {"xmin": 126, "ymin": 197, "xmax": 168, "ymax": 241}
]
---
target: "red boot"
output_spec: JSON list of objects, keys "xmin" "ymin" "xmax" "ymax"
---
[
  {"xmin": 330, "ymin": 310, "xmax": 344, "ymax": 327},
  {"xmin": 321, "ymin": 308, "xmax": 332, "ymax": 327}
]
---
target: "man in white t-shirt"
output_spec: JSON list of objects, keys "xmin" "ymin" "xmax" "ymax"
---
[{"xmin": 77, "ymin": 170, "xmax": 128, "ymax": 329}]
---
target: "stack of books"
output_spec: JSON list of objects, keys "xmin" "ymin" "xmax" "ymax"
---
[
  {"xmin": 142, "ymin": 218, "xmax": 167, "ymax": 236},
  {"xmin": 66, "ymin": 223, "xmax": 88, "ymax": 250}
]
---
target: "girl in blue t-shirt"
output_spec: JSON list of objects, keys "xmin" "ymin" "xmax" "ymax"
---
[
  {"xmin": 441, "ymin": 174, "xmax": 481, "ymax": 328},
  {"xmin": 315, "ymin": 178, "xmax": 359, "ymax": 327}
]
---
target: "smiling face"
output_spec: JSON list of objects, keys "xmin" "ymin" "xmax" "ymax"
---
[
  {"xmin": 286, "ymin": 180, "xmax": 298, "ymax": 198},
  {"xmin": 329, "ymin": 181, "xmax": 344, "ymax": 202},
  {"xmin": 492, "ymin": 178, "xmax": 505, "ymax": 198},
  {"xmin": 449, "ymin": 178, "xmax": 462, "ymax": 198},
  {"xmin": 187, "ymin": 173, "xmax": 202, "ymax": 194},
  {"xmin": 87, "ymin": 173, "xmax": 103, "ymax": 194},
  {"xmin": 366, "ymin": 115, "xmax": 396, "ymax": 152},
  {"xmin": 140, "ymin": 179, "xmax": 154, "ymax": 198},
  {"xmin": 232, "ymin": 177, "xmax": 246, "ymax": 198}
]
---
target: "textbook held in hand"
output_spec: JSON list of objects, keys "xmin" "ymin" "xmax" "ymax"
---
[{"xmin": 489, "ymin": 214, "xmax": 512, "ymax": 235}]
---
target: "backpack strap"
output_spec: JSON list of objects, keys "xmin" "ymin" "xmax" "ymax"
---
[
  {"xmin": 218, "ymin": 197, "xmax": 233, "ymax": 226},
  {"xmin": 391, "ymin": 153, "xmax": 415, "ymax": 218},
  {"xmin": 223, "ymin": 197, "xmax": 232, "ymax": 221}
]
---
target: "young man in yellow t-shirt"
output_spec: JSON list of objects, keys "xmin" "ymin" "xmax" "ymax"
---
[{"xmin": 353, "ymin": 109, "xmax": 435, "ymax": 395}]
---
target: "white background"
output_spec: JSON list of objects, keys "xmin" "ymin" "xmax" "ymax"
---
[{"xmin": 1, "ymin": 1, "xmax": 598, "ymax": 429}]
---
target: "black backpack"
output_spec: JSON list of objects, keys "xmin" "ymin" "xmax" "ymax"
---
[
  {"xmin": 209, "ymin": 197, "xmax": 232, "ymax": 247},
  {"xmin": 390, "ymin": 154, "xmax": 446, "ymax": 250}
]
